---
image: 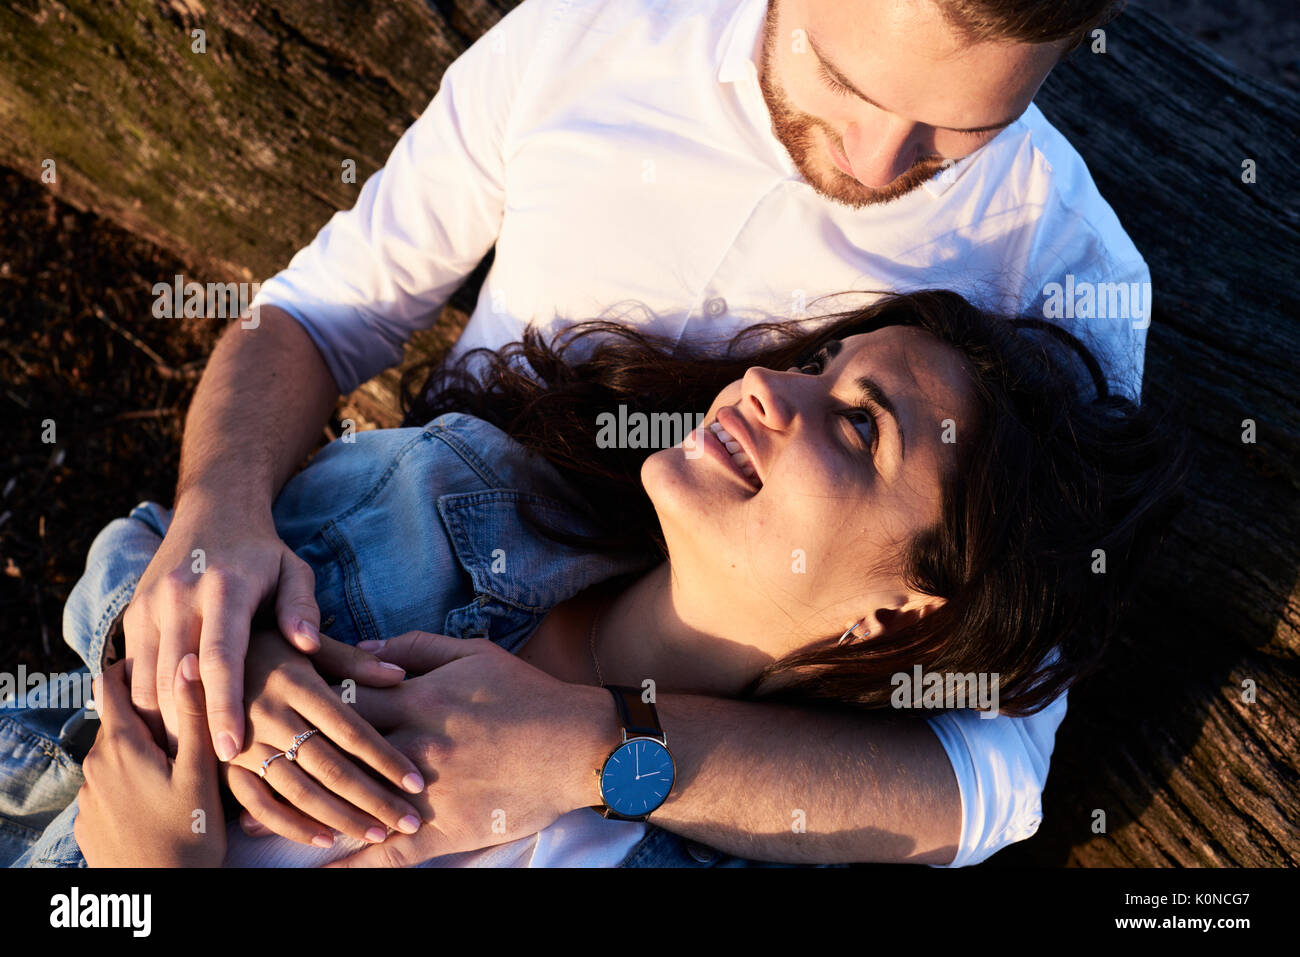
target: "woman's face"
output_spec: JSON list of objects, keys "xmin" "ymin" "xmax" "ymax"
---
[{"xmin": 643, "ymin": 324, "xmax": 976, "ymax": 668}]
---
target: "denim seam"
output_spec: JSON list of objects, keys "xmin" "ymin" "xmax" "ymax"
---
[
  {"xmin": 85, "ymin": 574, "xmax": 141, "ymax": 674},
  {"xmin": 320, "ymin": 522, "xmax": 379, "ymax": 644},
  {"xmin": 0, "ymin": 816, "xmax": 40, "ymax": 842},
  {"xmin": 440, "ymin": 491, "xmax": 589, "ymax": 614},
  {"xmin": 0, "ymin": 717, "xmax": 79, "ymax": 773},
  {"xmin": 424, "ymin": 418, "xmax": 509, "ymax": 490}
]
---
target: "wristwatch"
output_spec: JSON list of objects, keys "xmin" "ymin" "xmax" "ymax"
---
[{"xmin": 592, "ymin": 684, "xmax": 675, "ymax": 821}]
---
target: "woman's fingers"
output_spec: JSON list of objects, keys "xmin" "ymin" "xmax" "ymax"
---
[
  {"xmin": 286, "ymin": 733, "xmax": 423, "ymax": 837},
  {"xmin": 226, "ymin": 764, "xmax": 335, "ymax": 849},
  {"xmin": 93, "ymin": 659, "xmax": 135, "ymax": 739},
  {"xmin": 171, "ymin": 654, "xmax": 216, "ymax": 779},
  {"xmin": 251, "ymin": 741, "xmax": 397, "ymax": 845},
  {"xmin": 298, "ymin": 686, "xmax": 424, "ymax": 795}
]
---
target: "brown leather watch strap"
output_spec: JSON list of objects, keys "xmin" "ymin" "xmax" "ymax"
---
[{"xmin": 605, "ymin": 684, "xmax": 664, "ymax": 740}]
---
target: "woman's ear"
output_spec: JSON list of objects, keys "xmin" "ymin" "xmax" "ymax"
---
[{"xmin": 866, "ymin": 594, "xmax": 945, "ymax": 637}]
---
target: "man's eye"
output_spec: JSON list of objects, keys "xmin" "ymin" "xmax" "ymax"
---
[{"xmin": 817, "ymin": 63, "xmax": 853, "ymax": 98}]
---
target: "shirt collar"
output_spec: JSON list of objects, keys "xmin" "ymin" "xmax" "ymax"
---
[
  {"xmin": 715, "ymin": 0, "xmax": 1014, "ymax": 201},
  {"xmin": 716, "ymin": 0, "xmax": 768, "ymax": 84}
]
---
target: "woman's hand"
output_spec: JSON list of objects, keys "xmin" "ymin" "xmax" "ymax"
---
[
  {"xmin": 75, "ymin": 657, "xmax": 227, "ymax": 867},
  {"xmin": 223, "ymin": 630, "xmax": 428, "ymax": 848},
  {"xmin": 322, "ymin": 633, "xmax": 611, "ymax": 868}
]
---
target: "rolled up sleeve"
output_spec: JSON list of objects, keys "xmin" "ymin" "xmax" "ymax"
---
[
  {"xmin": 249, "ymin": 0, "xmax": 560, "ymax": 395},
  {"xmin": 925, "ymin": 688, "xmax": 1068, "ymax": 867}
]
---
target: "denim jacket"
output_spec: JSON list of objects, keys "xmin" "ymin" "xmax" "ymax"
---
[{"xmin": 4, "ymin": 413, "xmax": 821, "ymax": 867}]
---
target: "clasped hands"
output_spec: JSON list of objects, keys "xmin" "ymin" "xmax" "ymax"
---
[{"xmin": 76, "ymin": 629, "xmax": 606, "ymax": 867}]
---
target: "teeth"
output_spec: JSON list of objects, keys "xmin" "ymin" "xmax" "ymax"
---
[{"xmin": 709, "ymin": 421, "xmax": 761, "ymax": 488}]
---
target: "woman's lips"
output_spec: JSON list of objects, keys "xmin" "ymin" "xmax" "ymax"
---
[{"xmin": 694, "ymin": 420, "xmax": 761, "ymax": 493}]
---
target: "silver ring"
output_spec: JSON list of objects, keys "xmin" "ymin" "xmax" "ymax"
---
[
  {"xmin": 258, "ymin": 752, "xmax": 288, "ymax": 778},
  {"xmin": 285, "ymin": 728, "xmax": 320, "ymax": 762}
]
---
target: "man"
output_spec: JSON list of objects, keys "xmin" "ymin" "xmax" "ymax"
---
[{"xmin": 117, "ymin": 0, "xmax": 1148, "ymax": 866}]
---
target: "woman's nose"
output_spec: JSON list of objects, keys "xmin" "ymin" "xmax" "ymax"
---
[
  {"xmin": 840, "ymin": 117, "xmax": 921, "ymax": 188},
  {"xmin": 740, "ymin": 366, "xmax": 797, "ymax": 429}
]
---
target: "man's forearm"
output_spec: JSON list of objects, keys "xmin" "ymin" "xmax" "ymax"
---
[
  {"xmin": 571, "ymin": 689, "xmax": 962, "ymax": 865},
  {"xmin": 175, "ymin": 304, "xmax": 340, "ymax": 517}
]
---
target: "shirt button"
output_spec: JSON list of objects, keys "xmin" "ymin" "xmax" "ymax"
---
[
  {"xmin": 685, "ymin": 841, "xmax": 716, "ymax": 864},
  {"xmin": 704, "ymin": 296, "xmax": 727, "ymax": 317}
]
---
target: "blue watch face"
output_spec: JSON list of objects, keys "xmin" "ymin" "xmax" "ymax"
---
[{"xmin": 600, "ymin": 737, "xmax": 674, "ymax": 817}]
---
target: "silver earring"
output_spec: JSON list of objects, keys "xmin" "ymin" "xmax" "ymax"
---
[{"xmin": 837, "ymin": 620, "xmax": 870, "ymax": 646}]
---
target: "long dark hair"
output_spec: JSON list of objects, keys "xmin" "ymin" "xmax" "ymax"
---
[{"xmin": 400, "ymin": 290, "xmax": 1186, "ymax": 716}]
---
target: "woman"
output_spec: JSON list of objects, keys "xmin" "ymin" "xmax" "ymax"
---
[{"xmin": 2, "ymin": 289, "xmax": 1184, "ymax": 867}]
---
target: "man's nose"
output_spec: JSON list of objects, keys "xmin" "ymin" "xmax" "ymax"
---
[{"xmin": 840, "ymin": 118, "xmax": 920, "ymax": 188}]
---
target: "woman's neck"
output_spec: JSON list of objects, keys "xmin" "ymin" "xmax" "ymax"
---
[{"xmin": 516, "ymin": 563, "xmax": 766, "ymax": 696}]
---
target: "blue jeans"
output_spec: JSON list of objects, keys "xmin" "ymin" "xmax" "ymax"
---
[{"xmin": 1, "ymin": 500, "xmax": 174, "ymax": 867}]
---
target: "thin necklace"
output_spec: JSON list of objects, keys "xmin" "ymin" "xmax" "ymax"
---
[{"xmin": 588, "ymin": 597, "xmax": 607, "ymax": 686}]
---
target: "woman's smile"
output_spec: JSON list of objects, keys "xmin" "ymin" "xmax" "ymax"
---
[{"xmin": 695, "ymin": 418, "xmax": 762, "ymax": 492}]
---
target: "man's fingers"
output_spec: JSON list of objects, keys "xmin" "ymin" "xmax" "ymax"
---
[
  {"xmin": 197, "ymin": 611, "xmax": 252, "ymax": 761},
  {"xmin": 275, "ymin": 552, "xmax": 321, "ymax": 653},
  {"xmin": 123, "ymin": 605, "xmax": 166, "ymax": 745},
  {"xmin": 154, "ymin": 597, "xmax": 202, "ymax": 756},
  {"xmin": 323, "ymin": 831, "xmax": 432, "ymax": 868},
  {"xmin": 312, "ymin": 634, "xmax": 406, "ymax": 686},
  {"xmin": 172, "ymin": 654, "xmax": 216, "ymax": 776},
  {"xmin": 343, "ymin": 685, "xmax": 410, "ymax": 731},
  {"xmin": 357, "ymin": 631, "xmax": 482, "ymax": 675}
]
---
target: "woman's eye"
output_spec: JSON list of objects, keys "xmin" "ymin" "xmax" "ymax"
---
[{"xmin": 839, "ymin": 408, "xmax": 877, "ymax": 449}]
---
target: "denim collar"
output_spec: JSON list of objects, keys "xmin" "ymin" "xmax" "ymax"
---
[{"xmin": 435, "ymin": 489, "xmax": 657, "ymax": 653}]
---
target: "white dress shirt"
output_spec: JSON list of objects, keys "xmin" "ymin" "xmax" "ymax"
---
[{"xmin": 250, "ymin": 0, "xmax": 1150, "ymax": 867}]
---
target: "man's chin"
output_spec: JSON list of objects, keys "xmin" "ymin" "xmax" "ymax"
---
[{"xmin": 803, "ymin": 159, "xmax": 943, "ymax": 209}]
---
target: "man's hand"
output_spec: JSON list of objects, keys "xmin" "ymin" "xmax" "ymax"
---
[
  {"xmin": 75, "ymin": 657, "xmax": 227, "ymax": 867},
  {"xmin": 121, "ymin": 495, "xmax": 323, "ymax": 760},
  {"xmin": 322, "ymin": 633, "xmax": 612, "ymax": 867}
]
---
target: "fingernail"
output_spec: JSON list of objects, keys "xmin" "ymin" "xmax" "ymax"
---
[
  {"xmin": 365, "ymin": 826, "xmax": 387, "ymax": 843},
  {"xmin": 216, "ymin": 733, "xmax": 239, "ymax": 761},
  {"xmin": 295, "ymin": 619, "xmax": 321, "ymax": 648},
  {"xmin": 358, "ymin": 639, "xmax": 385, "ymax": 651},
  {"xmin": 312, "ymin": 833, "xmax": 334, "ymax": 848},
  {"xmin": 397, "ymin": 815, "xmax": 420, "ymax": 834},
  {"xmin": 402, "ymin": 773, "xmax": 424, "ymax": 793},
  {"xmin": 180, "ymin": 653, "xmax": 200, "ymax": 682},
  {"xmin": 378, "ymin": 662, "xmax": 405, "ymax": 673}
]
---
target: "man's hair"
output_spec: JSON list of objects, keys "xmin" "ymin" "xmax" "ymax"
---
[{"xmin": 935, "ymin": 0, "xmax": 1125, "ymax": 51}]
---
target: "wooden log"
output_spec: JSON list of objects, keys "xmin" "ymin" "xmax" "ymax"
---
[
  {"xmin": 1, "ymin": 0, "xmax": 1295, "ymax": 865},
  {"xmin": 998, "ymin": 8, "xmax": 1300, "ymax": 866}
]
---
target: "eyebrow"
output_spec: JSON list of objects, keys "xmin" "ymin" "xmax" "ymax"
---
[
  {"xmin": 821, "ymin": 340, "xmax": 906, "ymax": 460},
  {"xmin": 856, "ymin": 376, "xmax": 906, "ymax": 460},
  {"xmin": 807, "ymin": 35, "xmax": 1018, "ymax": 135}
]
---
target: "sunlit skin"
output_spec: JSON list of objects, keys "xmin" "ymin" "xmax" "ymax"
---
[
  {"xmin": 757, "ymin": 0, "xmax": 1069, "ymax": 206},
  {"xmin": 521, "ymin": 327, "xmax": 976, "ymax": 696}
]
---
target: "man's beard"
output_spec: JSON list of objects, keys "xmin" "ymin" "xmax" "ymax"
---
[{"xmin": 756, "ymin": 17, "xmax": 947, "ymax": 208}]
